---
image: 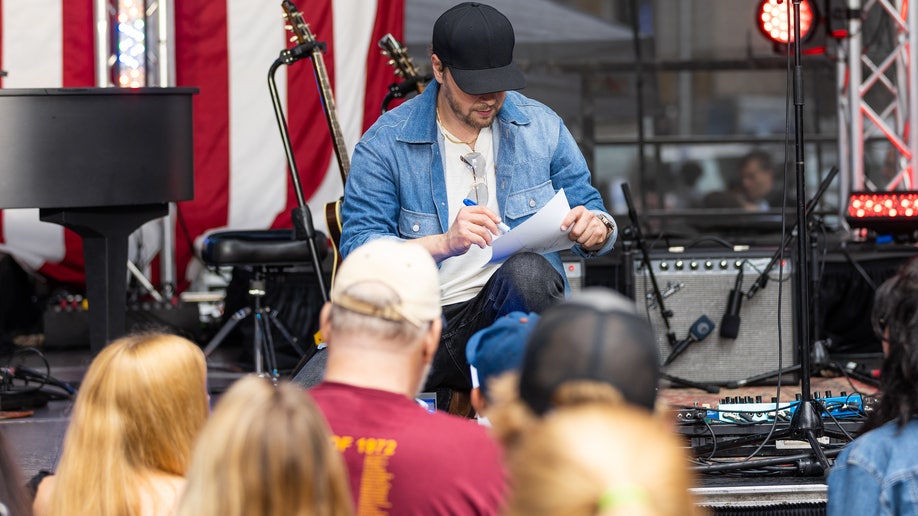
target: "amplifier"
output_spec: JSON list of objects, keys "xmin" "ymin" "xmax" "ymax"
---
[{"xmin": 632, "ymin": 249, "xmax": 797, "ymax": 385}]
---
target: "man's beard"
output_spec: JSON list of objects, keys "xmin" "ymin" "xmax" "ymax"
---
[{"xmin": 443, "ymin": 86, "xmax": 498, "ymax": 130}]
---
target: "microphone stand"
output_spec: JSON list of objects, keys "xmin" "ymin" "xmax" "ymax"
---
[
  {"xmin": 621, "ymin": 183, "xmax": 719, "ymax": 393},
  {"xmin": 621, "ymin": 183, "xmax": 677, "ymax": 346},
  {"xmin": 695, "ymin": 2, "xmax": 835, "ymax": 472}
]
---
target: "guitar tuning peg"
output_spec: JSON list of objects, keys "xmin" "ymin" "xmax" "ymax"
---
[
  {"xmin": 284, "ymin": 24, "xmax": 292, "ymax": 30},
  {"xmin": 289, "ymin": 36, "xmax": 298, "ymax": 43}
]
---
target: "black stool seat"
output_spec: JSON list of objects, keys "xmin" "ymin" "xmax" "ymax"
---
[{"xmin": 202, "ymin": 229, "xmax": 328, "ymax": 267}]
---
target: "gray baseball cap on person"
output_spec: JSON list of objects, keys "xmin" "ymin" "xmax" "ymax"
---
[
  {"xmin": 518, "ymin": 288, "xmax": 661, "ymax": 414},
  {"xmin": 432, "ymin": 2, "xmax": 526, "ymax": 95}
]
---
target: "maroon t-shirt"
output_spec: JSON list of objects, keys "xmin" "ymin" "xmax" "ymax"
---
[{"xmin": 310, "ymin": 382, "xmax": 507, "ymax": 515}]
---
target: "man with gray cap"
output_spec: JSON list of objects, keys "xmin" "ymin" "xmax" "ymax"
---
[
  {"xmin": 340, "ymin": 1, "xmax": 617, "ymax": 414},
  {"xmin": 309, "ymin": 239, "xmax": 507, "ymax": 515}
]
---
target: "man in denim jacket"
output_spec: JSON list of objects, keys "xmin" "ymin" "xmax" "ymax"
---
[{"xmin": 339, "ymin": 2, "xmax": 617, "ymax": 414}]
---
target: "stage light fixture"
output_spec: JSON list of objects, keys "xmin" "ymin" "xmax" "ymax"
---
[
  {"xmin": 756, "ymin": 0, "xmax": 825, "ymax": 54},
  {"xmin": 846, "ymin": 191, "xmax": 918, "ymax": 234},
  {"xmin": 115, "ymin": 0, "xmax": 146, "ymax": 88}
]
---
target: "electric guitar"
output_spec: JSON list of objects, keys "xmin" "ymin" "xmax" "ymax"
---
[
  {"xmin": 378, "ymin": 33, "xmax": 428, "ymax": 112},
  {"xmin": 281, "ymin": 0, "xmax": 349, "ymax": 277}
]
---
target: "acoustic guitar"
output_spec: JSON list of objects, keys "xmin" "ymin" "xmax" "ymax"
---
[
  {"xmin": 281, "ymin": 0, "xmax": 350, "ymax": 277},
  {"xmin": 378, "ymin": 33, "xmax": 428, "ymax": 112}
]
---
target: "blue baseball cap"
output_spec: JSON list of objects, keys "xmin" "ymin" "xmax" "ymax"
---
[{"xmin": 467, "ymin": 311, "xmax": 539, "ymax": 398}]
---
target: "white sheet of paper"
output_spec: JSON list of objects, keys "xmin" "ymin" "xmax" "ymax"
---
[{"xmin": 487, "ymin": 188, "xmax": 573, "ymax": 265}]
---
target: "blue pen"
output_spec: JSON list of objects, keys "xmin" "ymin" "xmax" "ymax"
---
[{"xmin": 463, "ymin": 198, "xmax": 511, "ymax": 233}]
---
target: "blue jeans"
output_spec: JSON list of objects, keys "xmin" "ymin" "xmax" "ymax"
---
[{"xmin": 423, "ymin": 252, "xmax": 564, "ymax": 410}]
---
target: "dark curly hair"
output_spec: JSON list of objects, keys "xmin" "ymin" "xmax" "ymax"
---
[{"xmin": 863, "ymin": 255, "xmax": 918, "ymax": 432}]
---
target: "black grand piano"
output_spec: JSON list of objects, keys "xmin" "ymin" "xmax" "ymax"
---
[{"xmin": 0, "ymin": 87, "xmax": 196, "ymax": 353}]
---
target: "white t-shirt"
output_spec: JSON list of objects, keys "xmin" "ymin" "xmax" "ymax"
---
[{"xmin": 437, "ymin": 123, "xmax": 501, "ymax": 305}]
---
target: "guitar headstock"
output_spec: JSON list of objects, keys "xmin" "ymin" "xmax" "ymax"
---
[
  {"xmin": 281, "ymin": 0, "xmax": 316, "ymax": 45},
  {"xmin": 378, "ymin": 33, "xmax": 420, "ymax": 81}
]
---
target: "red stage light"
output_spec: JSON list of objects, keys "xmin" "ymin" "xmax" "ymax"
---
[
  {"xmin": 757, "ymin": 0, "xmax": 817, "ymax": 45},
  {"xmin": 846, "ymin": 192, "xmax": 918, "ymax": 234}
]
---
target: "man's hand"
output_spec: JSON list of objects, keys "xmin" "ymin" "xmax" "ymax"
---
[
  {"xmin": 416, "ymin": 205, "xmax": 502, "ymax": 262},
  {"xmin": 561, "ymin": 206, "xmax": 610, "ymax": 252}
]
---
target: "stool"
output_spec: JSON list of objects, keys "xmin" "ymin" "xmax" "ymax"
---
[{"xmin": 200, "ymin": 229, "xmax": 328, "ymax": 375}]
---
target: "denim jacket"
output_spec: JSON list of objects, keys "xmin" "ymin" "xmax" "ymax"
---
[
  {"xmin": 339, "ymin": 81, "xmax": 616, "ymax": 284},
  {"xmin": 827, "ymin": 419, "xmax": 918, "ymax": 516}
]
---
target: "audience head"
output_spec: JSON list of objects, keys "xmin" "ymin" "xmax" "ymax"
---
[
  {"xmin": 46, "ymin": 331, "xmax": 209, "ymax": 516},
  {"xmin": 466, "ymin": 311, "xmax": 538, "ymax": 413},
  {"xmin": 321, "ymin": 240, "xmax": 442, "ymax": 395},
  {"xmin": 519, "ymin": 288, "xmax": 660, "ymax": 414},
  {"xmin": 176, "ymin": 376, "xmax": 352, "ymax": 516},
  {"xmin": 504, "ymin": 402, "xmax": 701, "ymax": 516},
  {"xmin": 0, "ymin": 428, "xmax": 31, "ymax": 516},
  {"xmin": 867, "ymin": 255, "xmax": 918, "ymax": 430}
]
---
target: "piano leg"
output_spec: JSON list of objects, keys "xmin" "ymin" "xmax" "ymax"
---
[{"xmin": 41, "ymin": 204, "xmax": 169, "ymax": 354}]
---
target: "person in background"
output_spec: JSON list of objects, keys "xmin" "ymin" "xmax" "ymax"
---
[
  {"xmin": 736, "ymin": 149, "xmax": 784, "ymax": 211},
  {"xmin": 504, "ymin": 402, "xmax": 704, "ymax": 516},
  {"xmin": 32, "ymin": 332, "xmax": 209, "ymax": 516},
  {"xmin": 466, "ymin": 311, "xmax": 539, "ymax": 424},
  {"xmin": 309, "ymin": 239, "xmax": 507, "ymax": 515},
  {"xmin": 175, "ymin": 376, "xmax": 352, "ymax": 516},
  {"xmin": 339, "ymin": 1, "xmax": 617, "ymax": 414},
  {"xmin": 827, "ymin": 255, "xmax": 918, "ymax": 516}
]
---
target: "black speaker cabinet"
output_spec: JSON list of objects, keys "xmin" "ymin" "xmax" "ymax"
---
[{"xmin": 631, "ymin": 249, "xmax": 798, "ymax": 384}]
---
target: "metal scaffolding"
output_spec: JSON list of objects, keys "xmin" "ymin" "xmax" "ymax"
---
[{"xmin": 842, "ymin": 0, "xmax": 918, "ymax": 201}]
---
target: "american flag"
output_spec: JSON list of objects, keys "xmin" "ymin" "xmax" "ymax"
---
[{"xmin": 0, "ymin": 0, "xmax": 405, "ymax": 290}]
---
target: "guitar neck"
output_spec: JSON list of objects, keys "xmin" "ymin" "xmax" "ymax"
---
[{"xmin": 308, "ymin": 47, "xmax": 350, "ymax": 183}]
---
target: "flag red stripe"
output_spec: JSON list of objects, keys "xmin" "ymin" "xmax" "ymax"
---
[
  {"xmin": 364, "ymin": 0, "xmax": 406, "ymax": 131},
  {"xmin": 62, "ymin": 0, "xmax": 94, "ymax": 87},
  {"xmin": 174, "ymin": 0, "xmax": 232, "ymax": 290}
]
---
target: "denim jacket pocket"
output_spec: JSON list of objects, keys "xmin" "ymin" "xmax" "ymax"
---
[
  {"xmin": 504, "ymin": 180, "xmax": 556, "ymax": 220},
  {"xmin": 398, "ymin": 208, "xmax": 441, "ymax": 239}
]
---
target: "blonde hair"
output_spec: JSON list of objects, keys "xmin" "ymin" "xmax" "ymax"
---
[
  {"xmin": 504, "ymin": 403, "xmax": 703, "ymax": 516},
  {"xmin": 176, "ymin": 376, "xmax": 353, "ymax": 516},
  {"xmin": 47, "ymin": 332, "xmax": 209, "ymax": 516}
]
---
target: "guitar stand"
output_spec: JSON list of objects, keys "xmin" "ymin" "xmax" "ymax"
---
[{"xmin": 267, "ymin": 45, "xmax": 329, "ymax": 303}]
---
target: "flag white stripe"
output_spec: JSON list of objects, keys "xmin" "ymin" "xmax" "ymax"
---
[
  {"xmin": 2, "ymin": 0, "xmax": 62, "ymax": 87},
  {"xmin": 227, "ymin": 0, "xmax": 289, "ymax": 229},
  {"xmin": 306, "ymin": 0, "xmax": 376, "ymax": 225},
  {"xmin": 0, "ymin": 1, "xmax": 66, "ymax": 270}
]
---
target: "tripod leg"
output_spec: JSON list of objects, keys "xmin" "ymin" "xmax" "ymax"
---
[
  {"xmin": 253, "ymin": 310, "xmax": 265, "ymax": 374},
  {"xmin": 267, "ymin": 310, "xmax": 307, "ymax": 358},
  {"xmin": 803, "ymin": 429, "xmax": 830, "ymax": 470},
  {"xmin": 202, "ymin": 307, "xmax": 252, "ymax": 357},
  {"xmin": 261, "ymin": 313, "xmax": 279, "ymax": 376}
]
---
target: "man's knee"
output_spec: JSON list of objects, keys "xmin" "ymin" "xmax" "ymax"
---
[
  {"xmin": 499, "ymin": 252, "xmax": 560, "ymax": 282},
  {"xmin": 491, "ymin": 253, "xmax": 563, "ymax": 312}
]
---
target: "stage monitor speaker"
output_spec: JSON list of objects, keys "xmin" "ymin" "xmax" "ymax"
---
[{"xmin": 632, "ymin": 249, "xmax": 797, "ymax": 385}]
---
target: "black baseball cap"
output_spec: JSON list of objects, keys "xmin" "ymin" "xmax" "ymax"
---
[
  {"xmin": 518, "ymin": 288, "xmax": 661, "ymax": 414},
  {"xmin": 432, "ymin": 2, "xmax": 526, "ymax": 95}
]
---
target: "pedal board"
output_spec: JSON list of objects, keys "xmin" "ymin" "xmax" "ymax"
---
[{"xmin": 674, "ymin": 392, "xmax": 867, "ymax": 458}]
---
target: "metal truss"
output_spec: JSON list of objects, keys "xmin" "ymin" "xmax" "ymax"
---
[{"xmin": 840, "ymin": 0, "xmax": 918, "ymax": 200}]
